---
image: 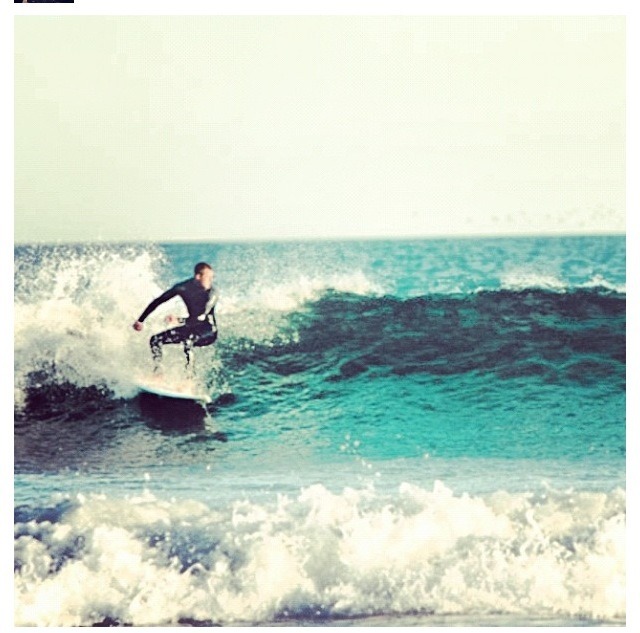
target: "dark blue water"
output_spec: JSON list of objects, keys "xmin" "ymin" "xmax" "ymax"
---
[{"xmin": 14, "ymin": 236, "xmax": 626, "ymax": 626}]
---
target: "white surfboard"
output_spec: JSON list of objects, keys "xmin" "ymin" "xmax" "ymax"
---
[{"xmin": 135, "ymin": 377, "xmax": 212, "ymax": 404}]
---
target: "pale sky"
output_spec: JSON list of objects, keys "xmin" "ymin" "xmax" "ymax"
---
[{"xmin": 14, "ymin": 14, "xmax": 625, "ymax": 243}]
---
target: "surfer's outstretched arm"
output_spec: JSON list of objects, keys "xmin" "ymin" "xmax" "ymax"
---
[{"xmin": 132, "ymin": 287, "xmax": 179, "ymax": 331}]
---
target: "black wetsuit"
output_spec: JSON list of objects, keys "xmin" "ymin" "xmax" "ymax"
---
[{"xmin": 137, "ymin": 278, "xmax": 218, "ymax": 367}]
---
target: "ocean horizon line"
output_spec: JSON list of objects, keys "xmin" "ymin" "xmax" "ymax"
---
[{"xmin": 13, "ymin": 229, "xmax": 626, "ymax": 248}]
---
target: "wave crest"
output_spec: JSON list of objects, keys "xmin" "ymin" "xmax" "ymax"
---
[{"xmin": 14, "ymin": 244, "xmax": 170, "ymax": 401}]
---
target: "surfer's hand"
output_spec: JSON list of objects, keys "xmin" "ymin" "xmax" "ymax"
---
[{"xmin": 133, "ymin": 321, "xmax": 144, "ymax": 332}]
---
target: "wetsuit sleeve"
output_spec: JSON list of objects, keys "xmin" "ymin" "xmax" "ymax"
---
[{"xmin": 137, "ymin": 286, "xmax": 179, "ymax": 323}]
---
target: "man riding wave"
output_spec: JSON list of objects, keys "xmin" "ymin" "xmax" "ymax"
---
[{"xmin": 133, "ymin": 262, "xmax": 218, "ymax": 373}]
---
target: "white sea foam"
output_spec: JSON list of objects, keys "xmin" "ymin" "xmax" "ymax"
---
[
  {"xmin": 580, "ymin": 274, "xmax": 626, "ymax": 293},
  {"xmin": 14, "ymin": 482, "xmax": 626, "ymax": 626},
  {"xmin": 500, "ymin": 270, "xmax": 570, "ymax": 292},
  {"xmin": 499, "ymin": 270, "xmax": 625, "ymax": 294},
  {"xmin": 14, "ymin": 246, "xmax": 171, "ymax": 401}
]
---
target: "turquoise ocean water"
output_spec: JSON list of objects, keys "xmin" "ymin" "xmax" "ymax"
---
[{"xmin": 14, "ymin": 235, "xmax": 625, "ymax": 626}]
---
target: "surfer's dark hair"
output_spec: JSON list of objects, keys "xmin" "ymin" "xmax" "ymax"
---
[{"xmin": 194, "ymin": 262, "xmax": 212, "ymax": 275}]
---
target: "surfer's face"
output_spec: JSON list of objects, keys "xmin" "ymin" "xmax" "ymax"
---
[{"xmin": 196, "ymin": 267, "xmax": 214, "ymax": 290}]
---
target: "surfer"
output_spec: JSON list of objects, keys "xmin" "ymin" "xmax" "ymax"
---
[{"xmin": 133, "ymin": 262, "xmax": 218, "ymax": 372}]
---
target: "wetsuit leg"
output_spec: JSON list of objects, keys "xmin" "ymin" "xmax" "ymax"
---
[
  {"xmin": 151, "ymin": 325, "xmax": 217, "ymax": 373},
  {"xmin": 183, "ymin": 338, "xmax": 195, "ymax": 374},
  {"xmin": 193, "ymin": 329, "xmax": 218, "ymax": 348},
  {"xmin": 149, "ymin": 326, "xmax": 191, "ymax": 370},
  {"xmin": 182, "ymin": 328, "xmax": 218, "ymax": 374}
]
